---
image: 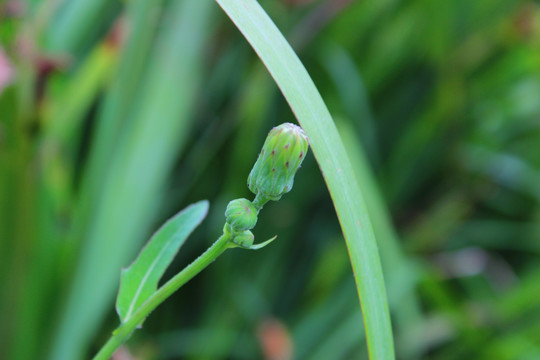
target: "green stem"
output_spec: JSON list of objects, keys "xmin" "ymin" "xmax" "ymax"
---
[
  {"xmin": 252, "ymin": 193, "xmax": 269, "ymax": 212},
  {"xmin": 92, "ymin": 231, "xmax": 232, "ymax": 360}
]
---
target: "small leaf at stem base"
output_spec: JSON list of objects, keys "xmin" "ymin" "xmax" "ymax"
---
[{"xmin": 116, "ymin": 200, "xmax": 209, "ymax": 324}]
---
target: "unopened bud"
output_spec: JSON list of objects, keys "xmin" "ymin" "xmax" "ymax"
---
[
  {"xmin": 248, "ymin": 123, "xmax": 309, "ymax": 202},
  {"xmin": 233, "ymin": 230, "xmax": 255, "ymax": 248},
  {"xmin": 225, "ymin": 198, "xmax": 258, "ymax": 231}
]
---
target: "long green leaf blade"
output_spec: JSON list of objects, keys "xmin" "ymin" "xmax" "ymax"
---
[
  {"xmin": 48, "ymin": 1, "xmax": 214, "ymax": 359},
  {"xmin": 116, "ymin": 200, "xmax": 209, "ymax": 323},
  {"xmin": 214, "ymin": 1, "xmax": 395, "ymax": 359}
]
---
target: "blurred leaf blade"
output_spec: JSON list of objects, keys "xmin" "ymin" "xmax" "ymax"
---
[
  {"xmin": 336, "ymin": 118, "xmax": 423, "ymax": 358},
  {"xmin": 214, "ymin": 0, "xmax": 395, "ymax": 359},
  {"xmin": 47, "ymin": 1, "xmax": 214, "ymax": 359},
  {"xmin": 45, "ymin": 0, "xmax": 119, "ymax": 54},
  {"xmin": 116, "ymin": 200, "xmax": 209, "ymax": 323}
]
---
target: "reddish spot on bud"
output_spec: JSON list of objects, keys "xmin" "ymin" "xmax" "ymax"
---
[
  {"xmin": 299, "ymin": 151, "xmax": 304, "ymax": 159},
  {"xmin": 284, "ymin": 143, "xmax": 290, "ymax": 149},
  {"xmin": 285, "ymin": 161, "xmax": 290, "ymax": 168},
  {"xmin": 271, "ymin": 150, "xmax": 275, "ymax": 156},
  {"xmin": 261, "ymin": 149, "xmax": 265, "ymax": 155},
  {"xmin": 272, "ymin": 168, "xmax": 276, "ymax": 172}
]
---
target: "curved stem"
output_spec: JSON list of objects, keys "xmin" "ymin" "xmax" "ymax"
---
[{"xmin": 92, "ymin": 231, "xmax": 232, "ymax": 360}]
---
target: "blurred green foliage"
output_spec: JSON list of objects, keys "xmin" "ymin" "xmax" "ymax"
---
[{"xmin": 1, "ymin": 0, "xmax": 540, "ymax": 359}]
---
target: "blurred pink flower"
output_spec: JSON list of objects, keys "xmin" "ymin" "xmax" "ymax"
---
[{"xmin": 0, "ymin": 47, "xmax": 14, "ymax": 95}]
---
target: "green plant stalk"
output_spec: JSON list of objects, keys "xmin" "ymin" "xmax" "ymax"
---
[
  {"xmin": 93, "ymin": 231, "xmax": 232, "ymax": 360},
  {"xmin": 94, "ymin": 119, "xmax": 300, "ymax": 358}
]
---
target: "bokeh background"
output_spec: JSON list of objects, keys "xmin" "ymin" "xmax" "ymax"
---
[{"xmin": 2, "ymin": 0, "xmax": 540, "ymax": 359}]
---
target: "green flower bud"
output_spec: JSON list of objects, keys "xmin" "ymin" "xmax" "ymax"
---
[
  {"xmin": 233, "ymin": 230, "xmax": 255, "ymax": 248},
  {"xmin": 248, "ymin": 123, "xmax": 309, "ymax": 202},
  {"xmin": 225, "ymin": 198, "xmax": 258, "ymax": 231}
]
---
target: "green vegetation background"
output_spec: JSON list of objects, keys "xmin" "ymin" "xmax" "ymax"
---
[{"xmin": 1, "ymin": 0, "xmax": 540, "ymax": 359}]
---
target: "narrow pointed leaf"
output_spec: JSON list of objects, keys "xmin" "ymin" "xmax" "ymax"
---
[
  {"xmin": 248, "ymin": 235, "xmax": 277, "ymax": 250},
  {"xmin": 213, "ymin": 1, "xmax": 395, "ymax": 359},
  {"xmin": 116, "ymin": 200, "xmax": 209, "ymax": 324}
]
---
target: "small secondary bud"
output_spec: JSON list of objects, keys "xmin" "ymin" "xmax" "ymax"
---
[
  {"xmin": 225, "ymin": 198, "xmax": 258, "ymax": 231},
  {"xmin": 233, "ymin": 230, "xmax": 255, "ymax": 248},
  {"xmin": 248, "ymin": 123, "xmax": 309, "ymax": 202}
]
